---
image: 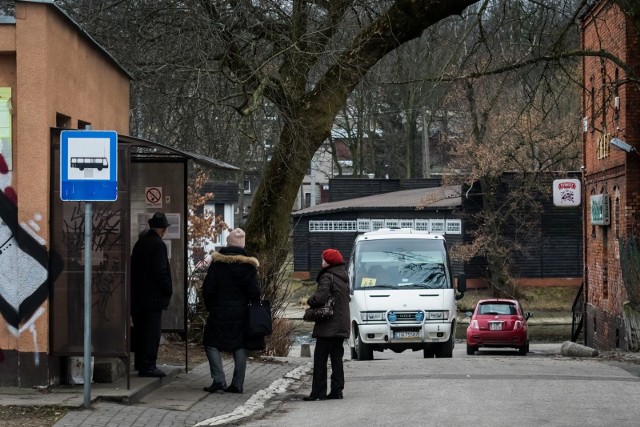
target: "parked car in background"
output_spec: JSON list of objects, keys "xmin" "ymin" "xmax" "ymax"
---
[{"xmin": 466, "ymin": 298, "xmax": 532, "ymax": 356}]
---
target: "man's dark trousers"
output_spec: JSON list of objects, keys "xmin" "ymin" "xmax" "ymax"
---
[{"xmin": 132, "ymin": 308, "xmax": 163, "ymax": 372}]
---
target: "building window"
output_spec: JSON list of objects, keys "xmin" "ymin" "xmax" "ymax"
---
[
  {"xmin": 400, "ymin": 220, "xmax": 414, "ymax": 229},
  {"xmin": 309, "ymin": 220, "xmax": 357, "ymax": 232},
  {"xmin": 615, "ymin": 196, "xmax": 620, "ymax": 240},
  {"xmin": 590, "ymin": 77, "xmax": 595, "ymax": 133},
  {"xmin": 602, "ymin": 226, "xmax": 608, "ymax": 300},
  {"xmin": 430, "ymin": 219, "xmax": 445, "ymax": 233},
  {"xmin": 385, "ymin": 219, "xmax": 400, "ymax": 228},
  {"xmin": 304, "ymin": 192, "xmax": 311, "ymax": 208},
  {"xmin": 357, "ymin": 219, "xmax": 371, "ymax": 232},
  {"xmin": 56, "ymin": 112, "xmax": 71, "ymax": 128},
  {"xmin": 415, "ymin": 220, "xmax": 429, "ymax": 231},
  {"xmin": 446, "ymin": 219, "xmax": 462, "ymax": 234},
  {"xmin": 244, "ymin": 180, "xmax": 251, "ymax": 194},
  {"xmin": 78, "ymin": 120, "xmax": 91, "ymax": 130},
  {"xmin": 309, "ymin": 218, "xmax": 461, "ymax": 234},
  {"xmin": 371, "ymin": 219, "xmax": 385, "ymax": 231}
]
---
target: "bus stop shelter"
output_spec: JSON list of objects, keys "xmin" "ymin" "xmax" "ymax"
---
[{"xmin": 48, "ymin": 128, "xmax": 238, "ymax": 386}]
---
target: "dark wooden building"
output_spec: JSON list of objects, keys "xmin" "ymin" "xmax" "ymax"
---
[
  {"xmin": 292, "ymin": 176, "xmax": 583, "ymax": 286},
  {"xmin": 292, "ymin": 182, "xmax": 464, "ymax": 280}
]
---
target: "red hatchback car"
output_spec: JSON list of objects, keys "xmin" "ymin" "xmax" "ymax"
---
[{"xmin": 466, "ymin": 298, "xmax": 532, "ymax": 356}]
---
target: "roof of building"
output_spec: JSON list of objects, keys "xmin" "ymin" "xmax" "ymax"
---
[
  {"xmin": 11, "ymin": 1, "xmax": 133, "ymax": 79},
  {"xmin": 292, "ymin": 185, "xmax": 462, "ymax": 217},
  {"xmin": 202, "ymin": 181, "xmax": 239, "ymax": 202}
]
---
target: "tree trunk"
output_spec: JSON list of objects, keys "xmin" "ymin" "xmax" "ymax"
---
[
  {"xmin": 244, "ymin": 0, "xmax": 479, "ymax": 283},
  {"xmin": 244, "ymin": 111, "xmax": 333, "ymax": 280}
]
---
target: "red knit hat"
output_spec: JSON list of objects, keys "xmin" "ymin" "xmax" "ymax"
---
[{"xmin": 322, "ymin": 248, "xmax": 344, "ymax": 265}]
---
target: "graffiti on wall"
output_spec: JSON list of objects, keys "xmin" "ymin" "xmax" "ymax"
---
[
  {"xmin": 0, "ymin": 153, "xmax": 63, "ymax": 363},
  {"xmin": 62, "ymin": 203, "xmax": 122, "ymax": 321}
]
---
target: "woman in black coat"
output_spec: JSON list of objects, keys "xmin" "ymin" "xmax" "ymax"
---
[
  {"xmin": 304, "ymin": 248, "xmax": 351, "ymax": 401},
  {"xmin": 202, "ymin": 228, "xmax": 261, "ymax": 394}
]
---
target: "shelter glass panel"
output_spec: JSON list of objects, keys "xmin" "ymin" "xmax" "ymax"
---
[
  {"xmin": 50, "ymin": 144, "xmax": 130, "ymax": 356},
  {"xmin": 130, "ymin": 161, "xmax": 186, "ymax": 331}
]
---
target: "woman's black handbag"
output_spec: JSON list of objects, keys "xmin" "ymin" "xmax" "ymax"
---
[
  {"xmin": 303, "ymin": 275, "xmax": 336, "ymax": 322},
  {"xmin": 303, "ymin": 295, "xmax": 335, "ymax": 322},
  {"xmin": 247, "ymin": 300, "xmax": 272, "ymax": 337}
]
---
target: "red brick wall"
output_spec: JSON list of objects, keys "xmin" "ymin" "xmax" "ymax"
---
[{"xmin": 582, "ymin": 1, "xmax": 640, "ymax": 350}]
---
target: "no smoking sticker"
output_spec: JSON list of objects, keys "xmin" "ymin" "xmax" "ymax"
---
[{"xmin": 145, "ymin": 187, "xmax": 162, "ymax": 207}]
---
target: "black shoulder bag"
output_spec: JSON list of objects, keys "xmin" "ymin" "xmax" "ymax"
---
[{"xmin": 303, "ymin": 275, "xmax": 335, "ymax": 322}]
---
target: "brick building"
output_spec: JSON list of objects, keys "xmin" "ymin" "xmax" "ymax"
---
[{"xmin": 582, "ymin": 1, "xmax": 640, "ymax": 350}]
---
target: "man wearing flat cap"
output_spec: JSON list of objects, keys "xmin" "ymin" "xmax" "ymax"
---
[{"xmin": 131, "ymin": 212, "xmax": 173, "ymax": 377}]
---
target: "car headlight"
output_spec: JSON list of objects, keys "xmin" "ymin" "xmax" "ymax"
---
[
  {"xmin": 360, "ymin": 311, "xmax": 385, "ymax": 321},
  {"xmin": 425, "ymin": 311, "xmax": 449, "ymax": 320}
]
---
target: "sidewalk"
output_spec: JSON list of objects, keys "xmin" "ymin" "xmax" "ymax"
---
[{"xmin": 0, "ymin": 354, "xmax": 312, "ymax": 427}]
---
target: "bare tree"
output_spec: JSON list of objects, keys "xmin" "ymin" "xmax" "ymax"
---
[
  {"xmin": 438, "ymin": 0, "xmax": 584, "ymax": 295},
  {"xmin": 48, "ymin": 0, "xmax": 640, "ymax": 292}
]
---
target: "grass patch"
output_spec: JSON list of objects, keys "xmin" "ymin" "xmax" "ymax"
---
[
  {"xmin": 287, "ymin": 276, "xmax": 579, "ymax": 314},
  {"xmin": 456, "ymin": 286, "xmax": 579, "ymax": 313},
  {"xmin": 286, "ymin": 278, "xmax": 317, "ymax": 307},
  {"xmin": 0, "ymin": 405, "xmax": 68, "ymax": 427}
]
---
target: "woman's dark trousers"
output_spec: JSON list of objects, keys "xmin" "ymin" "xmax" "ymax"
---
[{"xmin": 311, "ymin": 337, "xmax": 345, "ymax": 397}]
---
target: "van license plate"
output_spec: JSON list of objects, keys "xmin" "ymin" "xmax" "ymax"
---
[
  {"xmin": 394, "ymin": 331, "xmax": 419, "ymax": 339},
  {"xmin": 489, "ymin": 322, "xmax": 502, "ymax": 331}
]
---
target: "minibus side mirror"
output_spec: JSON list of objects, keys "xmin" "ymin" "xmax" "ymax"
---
[{"xmin": 455, "ymin": 273, "xmax": 466, "ymax": 300}]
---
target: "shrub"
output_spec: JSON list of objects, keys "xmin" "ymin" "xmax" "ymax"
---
[{"xmin": 620, "ymin": 237, "xmax": 640, "ymax": 310}]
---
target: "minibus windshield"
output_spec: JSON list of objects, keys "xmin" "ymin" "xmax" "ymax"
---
[{"xmin": 353, "ymin": 238, "xmax": 450, "ymax": 290}]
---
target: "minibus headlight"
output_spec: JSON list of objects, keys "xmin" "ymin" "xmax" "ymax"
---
[
  {"xmin": 425, "ymin": 311, "xmax": 449, "ymax": 320},
  {"xmin": 360, "ymin": 311, "xmax": 385, "ymax": 321}
]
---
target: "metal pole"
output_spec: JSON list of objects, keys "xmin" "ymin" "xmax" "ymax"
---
[{"xmin": 83, "ymin": 202, "xmax": 93, "ymax": 408}]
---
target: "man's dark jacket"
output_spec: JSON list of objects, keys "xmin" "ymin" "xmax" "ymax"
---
[
  {"xmin": 202, "ymin": 246, "xmax": 261, "ymax": 351},
  {"xmin": 131, "ymin": 229, "xmax": 173, "ymax": 310}
]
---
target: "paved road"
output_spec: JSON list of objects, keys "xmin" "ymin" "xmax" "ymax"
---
[{"xmin": 236, "ymin": 343, "xmax": 640, "ymax": 427}]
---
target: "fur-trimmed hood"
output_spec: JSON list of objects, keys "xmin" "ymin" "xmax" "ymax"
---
[{"xmin": 212, "ymin": 251, "xmax": 260, "ymax": 268}]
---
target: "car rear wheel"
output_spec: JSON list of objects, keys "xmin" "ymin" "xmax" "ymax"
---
[
  {"xmin": 355, "ymin": 332, "xmax": 373, "ymax": 361},
  {"xmin": 466, "ymin": 343, "xmax": 477, "ymax": 355},
  {"xmin": 518, "ymin": 340, "xmax": 529, "ymax": 356}
]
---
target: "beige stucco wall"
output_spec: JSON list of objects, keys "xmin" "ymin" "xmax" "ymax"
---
[
  {"xmin": 0, "ymin": 23, "xmax": 16, "ymax": 52},
  {"xmin": 0, "ymin": 1, "xmax": 130, "ymax": 385},
  {"xmin": 15, "ymin": 2, "xmax": 129, "ymax": 234}
]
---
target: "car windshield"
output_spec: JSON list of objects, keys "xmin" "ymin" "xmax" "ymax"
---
[
  {"xmin": 353, "ymin": 238, "xmax": 451, "ymax": 290},
  {"xmin": 478, "ymin": 303, "xmax": 518, "ymax": 315}
]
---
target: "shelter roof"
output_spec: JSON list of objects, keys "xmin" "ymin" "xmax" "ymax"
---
[
  {"xmin": 52, "ymin": 128, "xmax": 238, "ymax": 171},
  {"xmin": 118, "ymin": 134, "xmax": 239, "ymax": 171}
]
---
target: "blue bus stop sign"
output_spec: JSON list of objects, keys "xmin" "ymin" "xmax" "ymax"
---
[{"xmin": 60, "ymin": 130, "xmax": 118, "ymax": 201}]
